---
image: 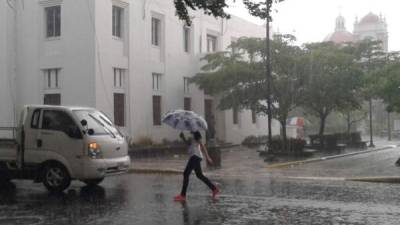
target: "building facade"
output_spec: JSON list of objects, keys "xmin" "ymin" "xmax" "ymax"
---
[{"xmin": 0, "ymin": 0, "xmax": 279, "ymax": 144}]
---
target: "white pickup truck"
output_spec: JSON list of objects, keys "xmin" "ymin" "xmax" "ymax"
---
[{"xmin": 0, "ymin": 105, "xmax": 131, "ymax": 192}]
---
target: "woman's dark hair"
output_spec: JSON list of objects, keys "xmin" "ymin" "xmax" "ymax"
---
[{"xmin": 192, "ymin": 131, "xmax": 202, "ymax": 141}]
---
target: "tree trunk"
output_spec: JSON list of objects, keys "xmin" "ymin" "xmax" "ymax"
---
[
  {"xmin": 388, "ymin": 111, "xmax": 392, "ymax": 141},
  {"xmin": 318, "ymin": 114, "xmax": 327, "ymax": 149},
  {"xmin": 346, "ymin": 112, "xmax": 351, "ymax": 134},
  {"xmin": 368, "ymin": 98, "xmax": 375, "ymax": 147},
  {"xmin": 280, "ymin": 120, "xmax": 288, "ymax": 152}
]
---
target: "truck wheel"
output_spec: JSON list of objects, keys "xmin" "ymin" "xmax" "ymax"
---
[
  {"xmin": 83, "ymin": 178, "xmax": 104, "ymax": 186},
  {"xmin": 42, "ymin": 163, "xmax": 71, "ymax": 192}
]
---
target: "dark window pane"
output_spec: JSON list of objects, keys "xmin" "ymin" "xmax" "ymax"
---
[
  {"xmin": 42, "ymin": 110, "xmax": 77, "ymax": 134},
  {"xmin": 251, "ymin": 110, "xmax": 256, "ymax": 124},
  {"xmin": 55, "ymin": 6, "xmax": 61, "ymax": 36},
  {"xmin": 153, "ymin": 95, "xmax": 161, "ymax": 125},
  {"xmin": 184, "ymin": 97, "xmax": 191, "ymax": 111},
  {"xmin": 233, "ymin": 107, "xmax": 238, "ymax": 125},
  {"xmin": 44, "ymin": 94, "xmax": 61, "ymax": 106},
  {"xmin": 114, "ymin": 93, "xmax": 125, "ymax": 126}
]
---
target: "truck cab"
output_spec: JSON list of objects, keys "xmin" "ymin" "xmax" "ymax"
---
[{"xmin": 0, "ymin": 105, "xmax": 131, "ymax": 192}]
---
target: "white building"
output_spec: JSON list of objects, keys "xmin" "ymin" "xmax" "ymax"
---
[{"xmin": 0, "ymin": 0, "xmax": 279, "ymax": 144}]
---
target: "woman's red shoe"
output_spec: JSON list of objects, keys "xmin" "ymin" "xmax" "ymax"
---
[{"xmin": 174, "ymin": 195, "xmax": 186, "ymax": 201}]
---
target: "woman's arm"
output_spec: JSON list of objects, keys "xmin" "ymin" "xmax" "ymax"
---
[
  {"xmin": 199, "ymin": 142, "xmax": 213, "ymax": 164},
  {"xmin": 180, "ymin": 132, "xmax": 191, "ymax": 146}
]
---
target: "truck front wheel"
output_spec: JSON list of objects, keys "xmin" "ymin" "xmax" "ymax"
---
[{"xmin": 42, "ymin": 163, "xmax": 71, "ymax": 192}]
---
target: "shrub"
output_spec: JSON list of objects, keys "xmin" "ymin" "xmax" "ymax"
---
[
  {"xmin": 269, "ymin": 136, "xmax": 306, "ymax": 154},
  {"xmin": 135, "ymin": 136, "xmax": 153, "ymax": 147}
]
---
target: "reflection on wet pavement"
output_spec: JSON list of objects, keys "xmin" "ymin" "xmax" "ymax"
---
[{"xmin": 1, "ymin": 173, "xmax": 400, "ymax": 224}]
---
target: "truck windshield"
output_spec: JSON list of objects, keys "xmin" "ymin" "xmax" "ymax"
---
[{"xmin": 73, "ymin": 110, "xmax": 122, "ymax": 137}]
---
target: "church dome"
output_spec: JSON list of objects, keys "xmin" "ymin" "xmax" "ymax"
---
[
  {"xmin": 323, "ymin": 14, "xmax": 354, "ymax": 43},
  {"xmin": 324, "ymin": 30, "xmax": 354, "ymax": 43},
  {"xmin": 359, "ymin": 12, "xmax": 380, "ymax": 25}
]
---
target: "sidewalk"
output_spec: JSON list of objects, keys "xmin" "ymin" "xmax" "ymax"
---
[
  {"xmin": 130, "ymin": 146, "xmax": 266, "ymax": 176},
  {"xmin": 129, "ymin": 139, "xmax": 400, "ymax": 177}
]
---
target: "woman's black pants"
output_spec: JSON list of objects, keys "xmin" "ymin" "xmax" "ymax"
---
[{"xmin": 180, "ymin": 155, "xmax": 216, "ymax": 196}]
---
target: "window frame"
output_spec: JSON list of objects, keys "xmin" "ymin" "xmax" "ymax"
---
[
  {"xmin": 207, "ymin": 34, "xmax": 217, "ymax": 53},
  {"xmin": 152, "ymin": 73, "xmax": 162, "ymax": 91},
  {"xmin": 45, "ymin": 5, "xmax": 61, "ymax": 39},
  {"xmin": 183, "ymin": 26, "xmax": 191, "ymax": 53},
  {"xmin": 112, "ymin": 5, "xmax": 123, "ymax": 38},
  {"xmin": 151, "ymin": 17, "xmax": 161, "ymax": 46}
]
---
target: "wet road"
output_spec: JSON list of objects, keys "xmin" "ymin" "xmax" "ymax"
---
[
  {"xmin": 2, "ymin": 147, "xmax": 400, "ymax": 224},
  {"xmin": 2, "ymin": 173, "xmax": 400, "ymax": 224}
]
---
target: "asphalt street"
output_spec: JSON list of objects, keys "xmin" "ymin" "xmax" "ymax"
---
[{"xmin": 2, "ymin": 147, "xmax": 400, "ymax": 224}]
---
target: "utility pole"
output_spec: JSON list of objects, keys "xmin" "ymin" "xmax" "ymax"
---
[
  {"xmin": 266, "ymin": 0, "xmax": 273, "ymax": 147},
  {"xmin": 368, "ymin": 98, "xmax": 375, "ymax": 147}
]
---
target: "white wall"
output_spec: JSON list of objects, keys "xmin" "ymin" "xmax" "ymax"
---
[
  {"xmin": 0, "ymin": 1, "xmax": 16, "ymax": 138},
  {"xmin": 11, "ymin": 0, "xmax": 96, "ymax": 115}
]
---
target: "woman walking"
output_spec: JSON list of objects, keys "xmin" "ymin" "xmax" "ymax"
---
[{"xmin": 174, "ymin": 131, "xmax": 220, "ymax": 201}]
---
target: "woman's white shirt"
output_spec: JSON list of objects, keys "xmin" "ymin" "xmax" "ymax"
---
[{"xmin": 188, "ymin": 142, "xmax": 203, "ymax": 159}]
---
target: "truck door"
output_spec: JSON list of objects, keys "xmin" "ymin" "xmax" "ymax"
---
[
  {"xmin": 18, "ymin": 108, "xmax": 42, "ymax": 169},
  {"xmin": 38, "ymin": 109, "xmax": 84, "ymax": 177}
]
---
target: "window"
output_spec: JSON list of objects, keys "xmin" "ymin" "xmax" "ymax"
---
[
  {"xmin": 42, "ymin": 110, "xmax": 77, "ymax": 135},
  {"xmin": 112, "ymin": 6, "xmax": 123, "ymax": 38},
  {"xmin": 184, "ymin": 97, "xmax": 191, "ymax": 111},
  {"xmin": 45, "ymin": 6, "xmax": 61, "ymax": 38},
  {"xmin": 31, "ymin": 109, "xmax": 41, "ymax": 129},
  {"xmin": 233, "ymin": 107, "xmax": 239, "ymax": 125},
  {"xmin": 251, "ymin": 109, "xmax": 257, "ymax": 124},
  {"xmin": 113, "ymin": 68, "xmax": 125, "ymax": 88},
  {"xmin": 43, "ymin": 69, "xmax": 60, "ymax": 89},
  {"xmin": 152, "ymin": 18, "xmax": 160, "ymax": 46},
  {"xmin": 152, "ymin": 73, "xmax": 162, "ymax": 91},
  {"xmin": 153, "ymin": 95, "xmax": 162, "ymax": 126},
  {"xmin": 183, "ymin": 77, "xmax": 190, "ymax": 93},
  {"xmin": 183, "ymin": 26, "xmax": 191, "ymax": 52},
  {"xmin": 44, "ymin": 94, "xmax": 61, "ymax": 106},
  {"xmin": 231, "ymin": 37, "xmax": 238, "ymax": 54},
  {"xmin": 207, "ymin": 34, "xmax": 217, "ymax": 52},
  {"xmin": 114, "ymin": 93, "xmax": 125, "ymax": 126}
]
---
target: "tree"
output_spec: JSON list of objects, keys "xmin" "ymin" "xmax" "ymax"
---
[
  {"xmin": 302, "ymin": 42, "xmax": 363, "ymax": 141},
  {"xmin": 174, "ymin": 0, "xmax": 284, "ymax": 25},
  {"xmin": 191, "ymin": 35, "xmax": 306, "ymax": 151},
  {"xmin": 377, "ymin": 62, "xmax": 400, "ymax": 113},
  {"xmin": 352, "ymin": 39, "xmax": 386, "ymax": 146}
]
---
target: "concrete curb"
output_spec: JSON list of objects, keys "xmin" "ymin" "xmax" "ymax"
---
[
  {"xmin": 266, "ymin": 145, "xmax": 399, "ymax": 169},
  {"xmin": 346, "ymin": 176, "xmax": 400, "ymax": 183},
  {"xmin": 128, "ymin": 168, "xmax": 182, "ymax": 175}
]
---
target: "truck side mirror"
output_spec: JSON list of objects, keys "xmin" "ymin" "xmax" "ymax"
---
[
  {"xmin": 88, "ymin": 129, "xmax": 95, "ymax": 135},
  {"xmin": 81, "ymin": 120, "xmax": 88, "ymax": 127}
]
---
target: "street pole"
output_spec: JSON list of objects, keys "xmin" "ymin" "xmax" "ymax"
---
[
  {"xmin": 368, "ymin": 98, "xmax": 375, "ymax": 147},
  {"xmin": 266, "ymin": 1, "xmax": 273, "ymax": 147}
]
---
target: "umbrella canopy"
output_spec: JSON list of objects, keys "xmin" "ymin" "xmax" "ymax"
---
[
  {"xmin": 162, "ymin": 109, "xmax": 208, "ymax": 131},
  {"xmin": 286, "ymin": 117, "xmax": 308, "ymax": 127}
]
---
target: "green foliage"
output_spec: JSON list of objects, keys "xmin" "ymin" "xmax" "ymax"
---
[
  {"xmin": 173, "ymin": 0, "xmax": 285, "ymax": 25},
  {"xmin": 174, "ymin": 0, "xmax": 230, "ymax": 25},
  {"xmin": 377, "ymin": 62, "xmax": 400, "ymax": 112},
  {"xmin": 302, "ymin": 42, "xmax": 364, "ymax": 136}
]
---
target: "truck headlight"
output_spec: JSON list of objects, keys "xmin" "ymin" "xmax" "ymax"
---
[{"xmin": 88, "ymin": 142, "xmax": 103, "ymax": 159}]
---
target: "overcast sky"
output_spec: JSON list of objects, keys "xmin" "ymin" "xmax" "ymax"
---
[{"xmin": 226, "ymin": 0, "xmax": 400, "ymax": 51}]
